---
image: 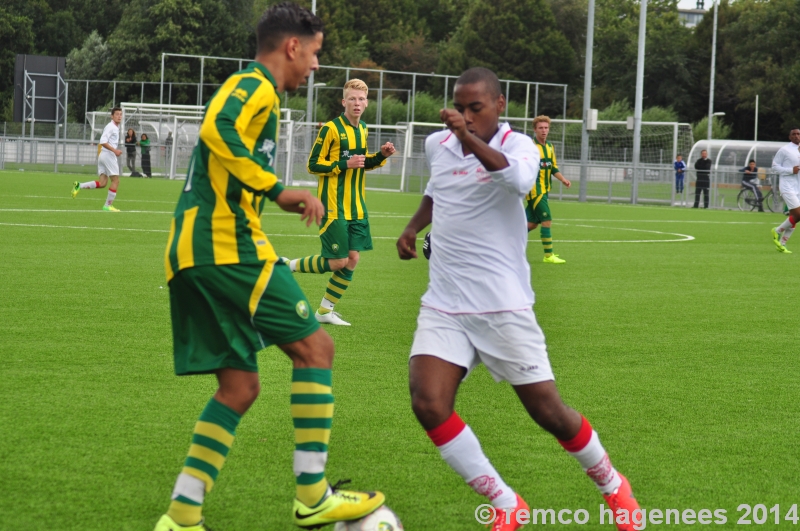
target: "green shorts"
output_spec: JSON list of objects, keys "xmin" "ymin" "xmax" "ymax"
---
[
  {"xmin": 169, "ymin": 261, "xmax": 319, "ymax": 375},
  {"xmin": 525, "ymin": 193, "xmax": 552, "ymax": 225},
  {"xmin": 319, "ymin": 217, "xmax": 373, "ymax": 259}
]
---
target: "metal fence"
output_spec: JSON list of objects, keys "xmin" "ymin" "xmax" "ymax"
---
[{"xmin": 1, "ymin": 118, "xmax": 778, "ymax": 210}]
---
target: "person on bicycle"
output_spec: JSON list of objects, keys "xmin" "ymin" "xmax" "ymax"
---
[{"xmin": 740, "ymin": 159, "xmax": 764, "ymax": 212}]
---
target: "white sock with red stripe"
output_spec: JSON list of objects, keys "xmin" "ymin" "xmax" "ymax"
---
[
  {"xmin": 558, "ymin": 416, "xmax": 622, "ymax": 495},
  {"xmin": 80, "ymin": 180, "xmax": 99, "ymax": 190},
  {"xmin": 779, "ymin": 215, "xmax": 797, "ymax": 245},
  {"xmin": 105, "ymin": 188, "xmax": 117, "ymax": 206},
  {"xmin": 426, "ymin": 412, "xmax": 517, "ymax": 509}
]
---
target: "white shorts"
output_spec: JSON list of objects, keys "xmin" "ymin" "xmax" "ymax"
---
[
  {"xmin": 410, "ymin": 306, "xmax": 555, "ymax": 386},
  {"xmin": 780, "ymin": 178, "xmax": 800, "ymax": 210},
  {"xmin": 97, "ymin": 150, "xmax": 119, "ymax": 177}
]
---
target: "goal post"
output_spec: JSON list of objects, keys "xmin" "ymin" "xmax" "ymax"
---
[{"xmin": 121, "ymin": 103, "xmax": 205, "ymax": 179}]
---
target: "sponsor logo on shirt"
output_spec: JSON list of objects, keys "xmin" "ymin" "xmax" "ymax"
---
[
  {"xmin": 257, "ymin": 138, "xmax": 276, "ymax": 167},
  {"xmin": 540, "ymin": 160, "xmax": 553, "ymax": 169},
  {"xmin": 340, "ymin": 133, "xmax": 347, "ymax": 140},
  {"xmin": 476, "ymin": 166, "xmax": 491, "ymax": 183}
]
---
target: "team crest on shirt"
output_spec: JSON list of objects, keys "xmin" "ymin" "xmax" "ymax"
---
[
  {"xmin": 258, "ymin": 138, "xmax": 276, "ymax": 167},
  {"xmin": 341, "ymin": 150, "xmax": 350, "ymax": 159},
  {"xmin": 332, "ymin": 243, "xmax": 340, "ymax": 252},
  {"xmin": 296, "ymin": 300, "xmax": 310, "ymax": 319}
]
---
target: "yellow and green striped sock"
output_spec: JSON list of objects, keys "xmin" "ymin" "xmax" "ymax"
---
[
  {"xmin": 295, "ymin": 255, "xmax": 332, "ymax": 274},
  {"xmin": 167, "ymin": 398, "xmax": 241, "ymax": 526},
  {"xmin": 291, "ymin": 368, "xmax": 333, "ymax": 507},
  {"xmin": 541, "ymin": 226, "xmax": 553, "ymax": 257},
  {"xmin": 318, "ymin": 268, "xmax": 353, "ymax": 315}
]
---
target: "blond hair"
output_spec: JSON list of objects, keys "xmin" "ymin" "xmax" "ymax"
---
[
  {"xmin": 532, "ymin": 115, "xmax": 551, "ymax": 128},
  {"xmin": 343, "ymin": 78, "xmax": 368, "ymax": 98}
]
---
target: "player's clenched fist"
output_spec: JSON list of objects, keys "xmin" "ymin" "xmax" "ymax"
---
[
  {"xmin": 440, "ymin": 108, "xmax": 468, "ymax": 140},
  {"xmin": 380, "ymin": 142, "xmax": 396, "ymax": 157},
  {"xmin": 347, "ymin": 155, "xmax": 366, "ymax": 169},
  {"xmin": 396, "ymin": 227, "xmax": 418, "ymax": 260}
]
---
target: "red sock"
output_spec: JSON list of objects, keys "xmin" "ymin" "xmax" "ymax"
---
[
  {"xmin": 557, "ymin": 416, "xmax": 593, "ymax": 452},
  {"xmin": 425, "ymin": 412, "xmax": 466, "ymax": 446},
  {"xmin": 791, "ymin": 215, "xmax": 797, "ymax": 229}
]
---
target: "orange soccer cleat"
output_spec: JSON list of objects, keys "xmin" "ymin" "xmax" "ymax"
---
[
  {"xmin": 603, "ymin": 473, "xmax": 641, "ymax": 531},
  {"xmin": 489, "ymin": 494, "xmax": 530, "ymax": 531}
]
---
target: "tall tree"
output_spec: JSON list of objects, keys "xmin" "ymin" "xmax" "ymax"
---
[
  {"xmin": 0, "ymin": 7, "xmax": 35, "ymax": 119},
  {"xmin": 437, "ymin": 0, "xmax": 576, "ymax": 83}
]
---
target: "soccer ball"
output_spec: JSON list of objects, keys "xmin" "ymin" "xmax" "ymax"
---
[{"xmin": 333, "ymin": 506, "xmax": 404, "ymax": 531}]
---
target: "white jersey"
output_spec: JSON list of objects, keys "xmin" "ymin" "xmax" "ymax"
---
[
  {"xmin": 772, "ymin": 142, "xmax": 800, "ymax": 185},
  {"xmin": 99, "ymin": 121, "xmax": 120, "ymax": 154},
  {"xmin": 421, "ymin": 122, "xmax": 539, "ymax": 314}
]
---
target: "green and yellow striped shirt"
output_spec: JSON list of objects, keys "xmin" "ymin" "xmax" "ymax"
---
[
  {"xmin": 165, "ymin": 62, "xmax": 284, "ymax": 282},
  {"xmin": 525, "ymin": 138, "xmax": 560, "ymax": 200},
  {"xmin": 307, "ymin": 114, "xmax": 387, "ymax": 220}
]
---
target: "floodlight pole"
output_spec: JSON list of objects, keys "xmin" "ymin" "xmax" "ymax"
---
[
  {"xmin": 579, "ymin": 0, "xmax": 596, "ymax": 202},
  {"xmin": 631, "ymin": 0, "xmax": 647, "ymax": 205},
  {"xmin": 754, "ymin": 94, "xmax": 759, "ymax": 141},
  {"xmin": 306, "ymin": 0, "xmax": 317, "ymax": 124},
  {"xmin": 707, "ymin": 0, "xmax": 718, "ymax": 142}
]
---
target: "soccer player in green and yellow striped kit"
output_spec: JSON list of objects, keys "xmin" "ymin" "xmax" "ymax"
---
[
  {"xmin": 524, "ymin": 115, "xmax": 572, "ymax": 264},
  {"xmin": 153, "ymin": 4, "xmax": 385, "ymax": 530},
  {"xmin": 286, "ymin": 79, "xmax": 396, "ymax": 326}
]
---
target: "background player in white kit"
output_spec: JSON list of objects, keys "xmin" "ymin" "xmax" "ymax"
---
[
  {"xmin": 771, "ymin": 127, "xmax": 800, "ymax": 252},
  {"xmin": 396, "ymin": 68, "xmax": 640, "ymax": 531},
  {"xmin": 71, "ymin": 107, "xmax": 123, "ymax": 212}
]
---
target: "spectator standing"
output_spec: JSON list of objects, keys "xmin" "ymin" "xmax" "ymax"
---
[
  {"xmin": 140, "ymin": 133, "xmax": 152, "ymax": 178},
  {"xmin": 740, "ymin": 159, "xmax": 764, "ymax": 212},
  {"xmin": 125, "ymin": 129, "xmax": 139, "ymax": 176},
  {"xmin": 674, "ymin": 154, "xmax": 686, "ymax": 194},
  {"xmin": 164, "ymin": 131, "xmax": 173, "ymax": 169},
  {"xmin": 693, "ymin": 149, "xmax": 712, "ymax": 208}
]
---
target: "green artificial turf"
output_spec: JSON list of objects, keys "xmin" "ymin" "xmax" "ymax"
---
[{"xmin": 1, "ymin": 171, "xmax": 799, "ymax": 530}]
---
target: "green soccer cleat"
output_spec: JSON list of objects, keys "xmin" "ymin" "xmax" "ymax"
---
[
  {"xmin": 543, "ymin": 254, "xmax": 566, "ymax": 264},
  {"xmin": 71, "ymin": 181, "xmax": 80, "ymax": 199},
  {"xmin": 153, "ymin": 514, "xmax": 212, "ymax": 531},
  {"xmin": 102, "ymin": 205, "xmax": 121, "ymax": 212},
  {"xmin": 293, "ymin": 481, "xmax": 385, "ymax": 529}
]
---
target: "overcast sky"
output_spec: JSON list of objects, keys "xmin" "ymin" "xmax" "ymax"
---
[{"xmin": 678, "ymin": 0, "xmax": 705, "ymax": 9}]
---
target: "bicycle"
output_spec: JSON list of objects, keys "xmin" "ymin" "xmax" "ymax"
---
[{"xmin": 737, "ymin": 177, "xmax": 782, "ymax": 212}]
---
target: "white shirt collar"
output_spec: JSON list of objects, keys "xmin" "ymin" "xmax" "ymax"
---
[{"xmin": 440, "ymin": 122, "xmax": 512, "ymax": 156}]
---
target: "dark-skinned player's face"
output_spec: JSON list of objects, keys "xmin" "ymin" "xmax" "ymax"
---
[
  {"xmin": 452, "ymin": 82, "xmax": 506, "ymax": 143},
  {"xmin": 790, "ymin": 129, "xmax": 800, "ymax": 144}
]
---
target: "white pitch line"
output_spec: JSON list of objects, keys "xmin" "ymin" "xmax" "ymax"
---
[
  {"xmin": 0, "ymin": 222, "xmax": 693, "ymax": 243},
  {"xmin": 0, "ymin": 208, "xmax": 414, "ymax": 219},
  {"xmin": 558, "ymin": 223, "xmax": 694, "ymax": 243},
  {"xmin": 562, "ymin": 218, "xmax": 776, "ymax": 225}
]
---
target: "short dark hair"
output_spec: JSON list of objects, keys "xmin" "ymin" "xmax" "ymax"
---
[
  {"xmin": 455, "ymin": 67, "xmax": 502, "ymax": 99},
  {"xmin": 111, "ymin": 106, "xmax": 121, "ymax": 115},
  {"xmin": 257, "ymin": 2, "xmax": 324, "ymax": 54},
  {"xmin": 749, "ymin": 159, "xmax": 756, "ymax": 163},
  {"xmin": 791, "ymin": 127, "xmax": 800, "ymax": 133}
]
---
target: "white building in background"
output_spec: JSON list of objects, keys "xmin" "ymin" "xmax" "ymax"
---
[{"xmin": 678, "ymin": 1, "xmax": 706, "ymax": 28}]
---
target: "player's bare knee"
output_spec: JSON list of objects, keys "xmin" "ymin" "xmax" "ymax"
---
[
  {"xmin": 328, "ymin": 258, "xmax": 347, "ymax": 271},
  {"xmin": 410, "ymin": 393, "xmax": 451, "ymax": 431},
  {"xmin": 346, "ymin": 252, "xmax": 360, "ymax": 270},
  {"xmin": 528, "ymin": 222, "xmax": 537, "ymax": 232},
  {"xmin": 281, "ymin": 329, "xmax": 334, "ymax": 368}
]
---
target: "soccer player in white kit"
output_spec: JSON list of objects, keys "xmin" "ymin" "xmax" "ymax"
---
[
  {"xmin": 771, "ymin": 127, "xmax": 800, "ymax": 253},
  {"xmin": 71, "ymin": 107, "xmax": 123, "ymax": 211},
  {"xmin": 396, "ymin": 68, "xmax": 640, "ymax": 531}
]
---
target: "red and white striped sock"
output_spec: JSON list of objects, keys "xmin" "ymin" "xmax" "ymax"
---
[
  {"xmin": 426, "ymin": 412, "xmax": 517, "ymax": 509},
  {"xmin": 558, "ymin": 416, "xmax": 622, "ymax": 495},
  {"xmin": 80, "ymin": 180, "xmax": 99, "ymax": 190},
  {"xmin": 105, "ymin": 188, "xmax": 117, "ymax": 206}
]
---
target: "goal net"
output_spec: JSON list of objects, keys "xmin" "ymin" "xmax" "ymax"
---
[{"xmin": 121, "ymin": 103, "xmax": 205, "ymax": 179}]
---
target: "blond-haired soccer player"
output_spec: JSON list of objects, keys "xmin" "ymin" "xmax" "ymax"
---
[
  {"xmin": 524, "ymin": 115, "xmax": 571, "ymax": 263},
  {"xmin": 71, "ymin": 106, "xmax": 123, "ymax": 211},
  {"xmin": 287, "ymin": 78, "xmax": 396, "ymax": 326},
  {"xmin": 397, "ymin": 67, "xmax": 640, "ymax": 531},
  {"xmin": 154, "ymin": 4, "xmax": 384, "ymax": 530}
]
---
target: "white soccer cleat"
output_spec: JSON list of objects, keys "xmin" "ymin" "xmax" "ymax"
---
[{"xmin": 315, "ymin": 310, "xmax": 351, "ymax": 326}]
